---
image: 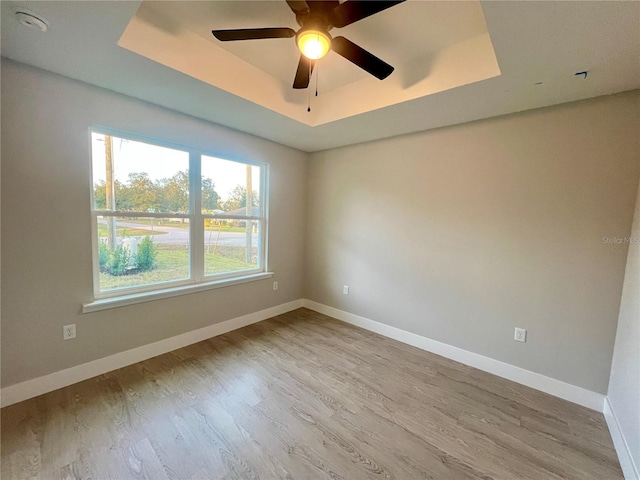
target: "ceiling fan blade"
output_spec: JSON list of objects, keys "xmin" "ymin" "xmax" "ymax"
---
[
  {"xmin": 212, "ymin": 28, "xmax": 295, "ymax": 42},
  {"xmin": 332, "ymin": 36, "xmax": 394, "ymax": 80},
  {"xmin": 293, "ymin": 55, "xmax": 315, "ymax": 89},
  {"xmin": 307, "ymin": 0, "xmax": 339, "ymax": 12},
  {"xmin": 285, "ymin": 0, "xmax": 310, "ymax": 14},
  {"xmin": 331, "ymin": 1, "xmax": 406, "ymax": 28}
]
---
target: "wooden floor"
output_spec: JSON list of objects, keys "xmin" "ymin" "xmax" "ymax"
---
[{"xmin": 1, "ymin": 308, "xmax": 622, "ymax": 479}]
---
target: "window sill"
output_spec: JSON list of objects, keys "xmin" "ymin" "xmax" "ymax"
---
[{"xmin": 82, "ymin": 272, "xmax": 274, "ymax": 313}]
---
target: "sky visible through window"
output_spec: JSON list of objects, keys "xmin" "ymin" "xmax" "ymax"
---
[{"xmin": 91, "ymin": 133, "xmax": 259, "ymax": 202}]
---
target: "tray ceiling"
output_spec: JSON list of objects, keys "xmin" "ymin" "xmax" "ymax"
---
[{"xmin": 118, "ymin": 1, "xmax": 500, "ymax": 126}]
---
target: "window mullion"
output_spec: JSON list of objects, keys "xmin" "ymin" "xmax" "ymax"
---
[
  {"xmin": 261, "ymin": 164, "xmax": 269, "ymax": 272},
  {"xmin": 190, "ymin": 152, "xmax": 204, "ymax": 282},
  {"xmin": 94, "ymin": 211, "xmax": 191, "ymax": 219}
]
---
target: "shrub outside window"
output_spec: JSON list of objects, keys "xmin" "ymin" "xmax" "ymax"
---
[{"xmin": 90, "ymin": 129, "xmax": 267, "ymax": 298}]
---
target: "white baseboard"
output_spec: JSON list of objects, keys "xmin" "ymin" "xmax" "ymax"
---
[
  {"xmin": 0, "ymin": 299, "xmax": 304, "ymax": 408},
  {"xmin": 302, "ymin": 299, "xmax": 605, "ymax": 412},
  {"xmin": 604, "ymin": 397, "xmax": 640, "ymax": 480},
  {"xmin": 1, "ymin": 297, "xmax": 607, "ymax": 415}
]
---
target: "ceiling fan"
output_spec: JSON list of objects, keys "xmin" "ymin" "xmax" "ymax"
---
[{"xmin": 212, "ymin": 1, "xmax": 406, "ymax": 89}]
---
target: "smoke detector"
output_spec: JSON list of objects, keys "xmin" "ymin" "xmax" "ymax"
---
[{"xmin": 15, "ymin": 9, "xmax": 49, "ymax": 32}]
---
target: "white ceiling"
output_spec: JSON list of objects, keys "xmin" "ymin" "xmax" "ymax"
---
[{"xmin": 1, "ymin": 1, "xmax": 639, "ymax": 152}]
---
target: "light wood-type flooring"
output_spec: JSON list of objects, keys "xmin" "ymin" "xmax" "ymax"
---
[{"xmin": 1, "ymin": 308, "xmax": 623, "ymax": 479}]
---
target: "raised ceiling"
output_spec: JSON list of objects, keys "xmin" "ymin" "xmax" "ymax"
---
[
  {"xmin": 118, "ymin": 1, "xmax": 500, "ymax": 126},
  {"xmin": 1, "ymin": 1, "xmax": 639, "ymax": 152}
]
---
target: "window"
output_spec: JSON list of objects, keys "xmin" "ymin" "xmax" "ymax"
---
[{"xmin": 90, "ymin": 129, "xmax": 267, "ymax": 299}]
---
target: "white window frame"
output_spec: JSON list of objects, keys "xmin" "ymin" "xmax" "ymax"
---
[{"xmin": 87, "ymin": 127, "xmax": 269, "ymax": 307}]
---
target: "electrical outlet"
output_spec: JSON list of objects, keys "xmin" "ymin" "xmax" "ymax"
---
[
  {"xmin": 514, "ymin": 327, "xmax": 527, "ymax": 343},
  {"xmin": 273, "ymin": 281, "xmax": 278, "ymax": 291},
  {"xmin": 343, "ymin": 285, "xmax": 349, "ymax": 295},
  {"xmin": 63, "ymin": 324, "xmax": 76, "ymax": 340}
]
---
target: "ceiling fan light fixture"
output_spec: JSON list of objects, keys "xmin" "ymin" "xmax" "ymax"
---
[
  {"xmin": 211, "ymin": 0, "xmax": 406, "ymax": 89},
  {"xmin": 297, "ymin": 29, "xmax": 331, "ymax": 60}
]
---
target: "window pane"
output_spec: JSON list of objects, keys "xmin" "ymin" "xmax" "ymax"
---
[
  {"xmin": 97, "ymin": 216, "xmax": 190, "ymax": 291},
  {"xmin": 204, "ymin": 219, "xmax": 259, "ymax": 276},
  {"xmin": 91, "ymin": 133, "xmax": 189, "ymax": 213},
  {"xmin": 201, "ymin": 155, "xmax": 260, "ymax": 215}
]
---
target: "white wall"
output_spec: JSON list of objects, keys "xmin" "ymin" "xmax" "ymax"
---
[
  {"xmin": 306, "ymin": 91, "xmax": 640, "ymax": 394},
  {"xmin": 608, "ymin": 178, "xmax": 640, "ymax": 478},
  {"xmin": 0, "ymin": 59, "xmax": 307, "ymax": 388}
]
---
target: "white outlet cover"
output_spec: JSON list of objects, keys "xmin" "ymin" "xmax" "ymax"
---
[
  {"xmin": 63, "ymin": 324, "xmax": 76, "ymax": 340},
  {"xmin": 343, "ymin": 285, "xmax": 349, "ymax": 295},
  {"xmin": 514, "ymin": 327, "xmax": 527, "ymax": 343},
  {"xmin": 273, "ymin": 281, "xmax": 278, "ymax": 291}
]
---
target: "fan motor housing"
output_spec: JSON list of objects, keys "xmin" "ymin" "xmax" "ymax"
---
[{"xmin": 295, "ymin": 10, "xmax": 334, "ymax": 31}]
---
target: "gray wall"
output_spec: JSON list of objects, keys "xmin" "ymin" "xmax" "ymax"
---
[
  {"xmin": 1, "ymin": 60, "xmax": 307, "ymax": 387},
  {"xmin": 306, "ymin": 91, "xmax": 640, "ymax": 394},
  {"xmin": 2, "ymin": 56, "xmax": 639, "ymax": 401},
  {"xmin": 608, "ymin": 179, "xmax": 640, "ymax": 472}
]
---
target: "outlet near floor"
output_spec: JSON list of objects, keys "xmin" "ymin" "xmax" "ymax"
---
[
  {"xmin": 514, "ymin": 327, "xmax": 527, "ymax": 343},
  {"xmin": 63, "ymin": 324, "xmax": 76, "ymax": 340}
]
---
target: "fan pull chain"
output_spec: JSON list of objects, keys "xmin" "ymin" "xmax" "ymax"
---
[
  {"xmin": 307, "ymin": 62, "xmax": 319, "ymax": 112},
  {"xmin": 315, "ymin": 33, "xmax": 320, "ymax": 98},
  {"xmin": 307, "ymin": 59, "xmax": 312, "ymax": 112}
]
